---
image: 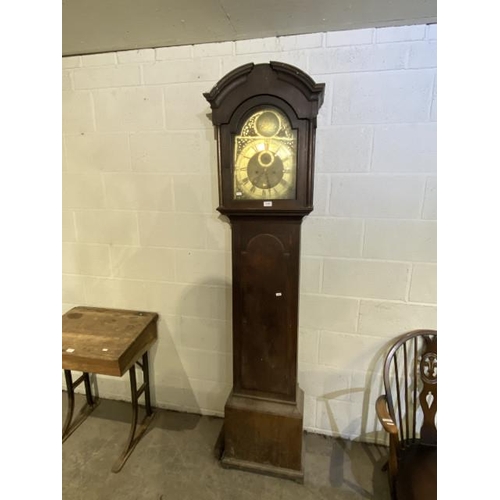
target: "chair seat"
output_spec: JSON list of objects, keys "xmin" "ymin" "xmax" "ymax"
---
[{"xmin": 395, "ymin": 444, "xmax": 437, "ymax": 500}]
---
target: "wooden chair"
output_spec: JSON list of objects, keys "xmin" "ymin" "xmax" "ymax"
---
[{"xmin": 376, "ymin": 329, "xmax": 437, "ymax": 500}]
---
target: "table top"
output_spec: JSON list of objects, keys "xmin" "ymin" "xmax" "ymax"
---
[{"xmin": 62, "ymin": 306, "xmax": 158, "ymax": 377}]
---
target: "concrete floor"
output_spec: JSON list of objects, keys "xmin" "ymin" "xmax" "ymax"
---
[{"xmin": 62, "ymin": 394, "xmax": 391, "ymax": 500}]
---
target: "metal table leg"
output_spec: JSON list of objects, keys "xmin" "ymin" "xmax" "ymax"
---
[
  {"xmin": 62, "ymin": 370, "xmax": 99, "ymax": 442},
  {"xmin": 112, "ymin": 351, "xmax": 156, "ymax": 473}
]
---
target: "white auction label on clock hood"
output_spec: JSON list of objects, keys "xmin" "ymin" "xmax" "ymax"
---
[{"xmin": 263, "ymin": 201, "xmax": 273, "ymax": 207}]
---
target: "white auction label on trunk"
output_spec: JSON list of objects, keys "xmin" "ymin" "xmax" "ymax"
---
[{"xmin": 263, "ymin": 201, "xmax": 273, "ymax": 207}]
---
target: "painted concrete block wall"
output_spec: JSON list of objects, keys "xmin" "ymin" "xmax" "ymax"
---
[{"xmin": 62, "ymin": 24, "xmax": 437, "ymax": 443}]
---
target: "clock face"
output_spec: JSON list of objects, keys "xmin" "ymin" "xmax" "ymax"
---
[{"xmin": 233, "ymin": 109, "xmax": 297, "ymax": 201}]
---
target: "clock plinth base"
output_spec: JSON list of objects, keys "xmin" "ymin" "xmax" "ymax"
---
[
  {"xmin": 220, "ymin": 388, "xmax": 304, "ymax": 482},
  {"xmin": 220, "ymin": 456, "xmax": 304, "ymax": 483}
]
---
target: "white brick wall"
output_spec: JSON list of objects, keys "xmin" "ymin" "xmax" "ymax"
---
[
  {"xmin": 93, "ymin": 87, "xmax": 164, "ymax": 131},
  {"xmin": 316, "ymin": 126, "xmax": 373, "ymax": 172},
  {"xmin": 64, "ymin": 134, "xmax": 131, "ymax": 172},
  {"xmin": 62, "ymin": 24, "xmax": 437, "ymax": 444},
  {"xmin": 331, "ymin": 70, "xmax": 435, "ymax": 124}
]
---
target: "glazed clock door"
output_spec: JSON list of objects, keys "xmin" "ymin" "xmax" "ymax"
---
[{"xmin": 233, "ymin": 108, "xmax": 297, "ymax": 201}]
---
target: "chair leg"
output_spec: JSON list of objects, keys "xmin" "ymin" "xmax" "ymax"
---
[
  {"xmin": 389, "ymin": 480, "xmax": 397, "ymax": 500},
  {"xmin": 386, "ymin": 469, "xmax": 398, "ymax": 500}
]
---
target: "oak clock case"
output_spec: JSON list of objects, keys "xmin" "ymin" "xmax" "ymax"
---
[{"xmin": 204, "ymin": 62, "xmax": 324, "ymax": 482}]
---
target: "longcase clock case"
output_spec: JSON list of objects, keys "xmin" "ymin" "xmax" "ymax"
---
[{"xmin": 204, "ymin": 62, "xmax": 324, "ymax": 481}]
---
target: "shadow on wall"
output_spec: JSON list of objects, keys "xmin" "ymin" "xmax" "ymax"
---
[
  {"xmin": 327, "ymin": 439, "xmax": 389, "ymax": 499},
  {"xmin": 73, "ymin": 276, "xmax": 233, "ymax": 433},
  {"xmin": 148, "ymin": 318, "xmax": 200, "ymax": 423},
  {"xmin": 104, "ymin": 146, "xmax": 229, "ymax": 405},
  {"xmin": 152, "ymin": 276, "xmax": 233, "ymax": 422},
  {"xmin": 318, "ymin": 340, "xmax": 390, "ymax": 441},
  {"xmin": 63, "ymin": 116, "xmax": 232, "ymax": 425},
  {"xmin": 317, "ymin": 337, "xmax": 395, "ymax": 498},
  {"xmin": 66, "ymin": 319, "xmax": 200, "ymax": 430}
]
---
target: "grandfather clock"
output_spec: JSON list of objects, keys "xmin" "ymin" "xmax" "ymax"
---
[{"xmin": 204, "ymin": 62, "xmax": 324, "ymax": 482}]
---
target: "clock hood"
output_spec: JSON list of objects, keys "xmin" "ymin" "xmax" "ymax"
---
[{"xmin": 203, "ymin": 62, "xmax": 325, "ymax": 125}]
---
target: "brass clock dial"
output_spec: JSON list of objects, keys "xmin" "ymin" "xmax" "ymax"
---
[{"xmin": 233, "ymin": 109, "xmax": 297, "ymax": 201}]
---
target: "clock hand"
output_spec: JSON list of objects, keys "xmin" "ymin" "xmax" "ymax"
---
[{"xmin": 253, "ymin": 171, "xmax": 266, "ymax": 183}]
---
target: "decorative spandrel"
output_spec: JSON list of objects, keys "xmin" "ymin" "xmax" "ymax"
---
[{"xmin": 233, "ymin": 108, "xmax": 297, "ymax": 201}]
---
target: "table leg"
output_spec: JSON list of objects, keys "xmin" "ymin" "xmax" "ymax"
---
[
  {"xmin": 62, "ymin": 370, "xmax": 99, "ymax": 442},
  {"xmin": 142, "ymin": 352, "xmax": 153, "ymax": 416},
  {"xmin": 83, "ymin": 372, "xmax": 94, "ymax": 406},
  {"xmin": 112, "ymin": 353, "xmax": 156, "ymax": 473},
  {"xmin": 62, "ymin": 370, "xmax": 75, "ymax": 440}
]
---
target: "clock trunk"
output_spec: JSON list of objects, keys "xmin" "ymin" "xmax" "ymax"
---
[
  {"xmin": 231, "ymin": 215, "xmax": 301, "ymax": 402},
  {"xmin": 222, "ymin": 214, "xmax": 305, "ymax": 480}
]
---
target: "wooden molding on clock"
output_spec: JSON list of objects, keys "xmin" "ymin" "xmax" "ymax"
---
[
  {"xmin": 204, "ymin": 62, "xmax": 325, "ymax": 216},
  {"xmin": 204, "ymin": 61, "xmax": 325, "ymax": 122}
]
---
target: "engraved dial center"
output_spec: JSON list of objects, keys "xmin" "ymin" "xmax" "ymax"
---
[
  {"xmin": 258, "ymin": 151, "xmax": 274, "ymax": 167},
  {"xmin": 248, "ymin": 151, "xmax": 284, "ymax": 189}
]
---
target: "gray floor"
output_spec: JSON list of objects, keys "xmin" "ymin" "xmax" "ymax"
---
[{"xmin": 62, "ymin": 394, "xmax": 391, "ymax": 500}]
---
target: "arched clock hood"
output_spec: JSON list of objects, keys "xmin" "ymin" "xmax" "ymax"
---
[{"xmin": 204, "ymin": 62, "xmax": 325, "ymax": 215}]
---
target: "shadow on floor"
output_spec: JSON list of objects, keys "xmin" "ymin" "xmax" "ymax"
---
[{"xmin": 62, "ymin": 393, "xmax": 391, "ymax": 500}]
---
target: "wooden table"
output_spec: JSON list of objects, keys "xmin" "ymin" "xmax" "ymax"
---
[{"xmin": 62, "ymin": 306, "xmax": 158, "ymax": 472}]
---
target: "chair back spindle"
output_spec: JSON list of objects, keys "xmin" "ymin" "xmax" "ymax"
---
[{"xmin": 383, "ymin": 330, "xmax": 437, "ymax": 448}]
